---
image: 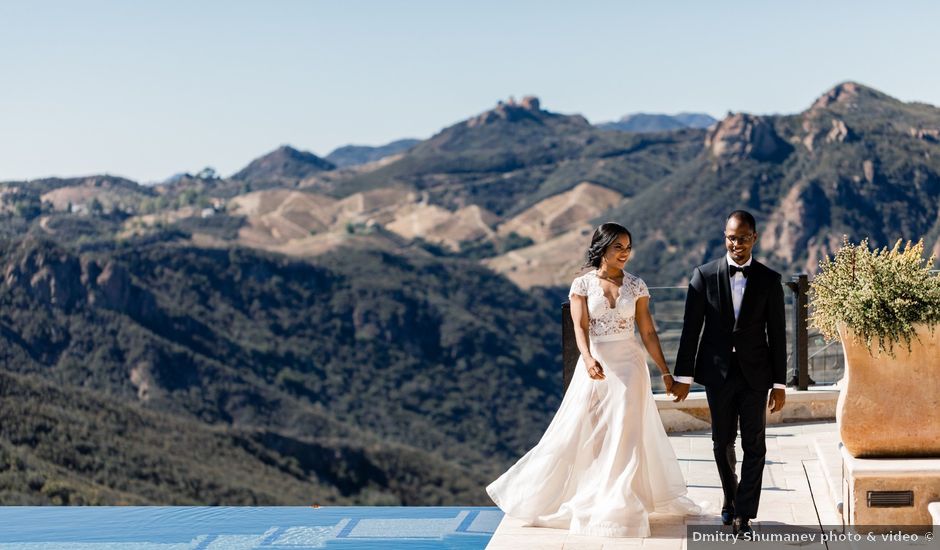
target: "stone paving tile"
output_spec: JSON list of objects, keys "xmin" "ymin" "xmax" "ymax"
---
[
  {"xmin": 487, "ymin": 421, "xmax": 841, "ymax": 550},
  {"xmin": 639, "ymin": 537, "xmax": 683, "ymax": 549},
  {"xmin": 562, "ymin": 541, "xmax": 605, "ymax": 550},
  {"xmin": 599, "ymin": 540, "xmax": 644, "ymax": 549},
  {"xmin": 803, "ymin": 459, "xmax": 843, "ymax": 526},
  {"xmin": 489, "ymin": 514, "xmax": 562, "ymax": 537},
  {"xmin": 487, "ymin": 534, "xmax": 566, "ymax": 549}
]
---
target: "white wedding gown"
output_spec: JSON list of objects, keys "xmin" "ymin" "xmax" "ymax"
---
[{"xmin": 487, "ymin": 271, "xmax": 703, "ymax": 537}]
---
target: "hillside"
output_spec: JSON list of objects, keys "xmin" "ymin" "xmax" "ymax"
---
[
  {"xmin": 0, "ymin": 238, "xmax": 561, "ymax": 504},
  {"xmin": 232, "ymin": 145, "xmax": 336, "ymax": 185},
  {"xmin": 0, "ymin": 369, "xmax": 487, "ymax": 505}
]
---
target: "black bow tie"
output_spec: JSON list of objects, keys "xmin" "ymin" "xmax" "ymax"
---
[{"xmin": 729, "ymin": 265, "xmax": 751, "ymax": 277}]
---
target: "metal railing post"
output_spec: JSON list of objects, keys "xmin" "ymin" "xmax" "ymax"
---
[{"xmin": 786, "ymin": 273, "xmax": 810, "ymax": 390}]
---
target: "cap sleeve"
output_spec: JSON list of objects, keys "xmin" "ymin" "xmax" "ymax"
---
[
  {"xmin": 632, "ymin": 275, "xmax": 650, "ymax": 301},
  {"xmin": 568, "ymin": 275, "xmax": 588, "ymax": 298}
]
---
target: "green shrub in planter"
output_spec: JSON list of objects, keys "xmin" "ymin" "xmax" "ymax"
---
[{"xmin": 809, "ymin": 237, "xmax": 940, "ymax": 356}]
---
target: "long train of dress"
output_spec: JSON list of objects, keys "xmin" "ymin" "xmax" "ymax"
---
[{"xmin": 486, "ymin": 334, "xmax": 704, "ymax": 537}]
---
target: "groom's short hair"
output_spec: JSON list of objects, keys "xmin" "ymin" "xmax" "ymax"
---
[{"xmin": 727, "ymin": 210, "xmax": 757, "ymax": 232}]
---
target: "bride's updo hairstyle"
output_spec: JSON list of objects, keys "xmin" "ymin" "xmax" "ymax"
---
[{"xmin": 583, "ymin": 222, "xmax": 632, "ymax": 268}]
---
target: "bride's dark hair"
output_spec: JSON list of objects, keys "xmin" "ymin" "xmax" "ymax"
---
[{"xmin": 583, "ymin": 222, "xmax": 632, "ymax": 268}]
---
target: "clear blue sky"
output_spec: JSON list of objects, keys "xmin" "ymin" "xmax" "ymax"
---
[{"xmin": 2, "ymin": 0, "xmax": 938, "ymax": 183}]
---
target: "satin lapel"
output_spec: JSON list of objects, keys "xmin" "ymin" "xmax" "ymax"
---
[
  {"xmin": 717, "ymin": 260, "xmax": 736, "ymax": 330},
  {"xmin": 734, "ymin": 266, "xmax": 758, "ymax": 331}
]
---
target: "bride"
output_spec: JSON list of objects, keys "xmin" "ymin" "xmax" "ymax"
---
[{"xmin": 486, "ymin": 222, "xmax": 703, "ymax": 537}]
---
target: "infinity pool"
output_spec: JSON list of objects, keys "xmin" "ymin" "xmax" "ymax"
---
[{"xmin": 0, "ymin": 506, "xmax": 502, "ymax": 549}]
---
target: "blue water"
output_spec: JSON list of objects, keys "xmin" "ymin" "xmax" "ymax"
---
[{"xmin": 0, "ymin": 506, "xmax": 502, "ymax": 549}]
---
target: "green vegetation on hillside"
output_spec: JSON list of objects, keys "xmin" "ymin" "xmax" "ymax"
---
[{"xmin": 0, "ymin": 238, "xmax": 561, "ymax": 504}]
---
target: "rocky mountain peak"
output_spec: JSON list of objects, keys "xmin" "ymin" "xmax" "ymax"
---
[
  {"xmin": 812, "ymin": 82, "xmax": 863, "ymax": 110},
  {"xmin": 808, "ymin": 81, "xmax": 893, "ymax": 114},
  {"xmin": 467, "ymin": 95, "xmax": 545, "ymax": 127},
  {"xmin": 518, "ymin": 95, "xmax": 540, "ymax": 111},
  {"xmin": 704, "ymin": 113, "xmax": 790, "ymax": 163}
]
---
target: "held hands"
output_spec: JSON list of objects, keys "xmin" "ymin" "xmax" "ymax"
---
[
  {"xmin": 671, "ymin": 381, "xmax": 691, "ymax": 402},
  {"xmin": 585, "ymin": 357, "xmax": 606, "ymax": 380},
  {"xmin": 659, "ymin": 366, "xmax": 687, "ymax": 402},
  {"xmin": 662, "ymin": 373, "xmax": 674, "ymax": 394},
  {"xmin": 768, "ymin": 388, "xmax": 786, "ymax": 413}
]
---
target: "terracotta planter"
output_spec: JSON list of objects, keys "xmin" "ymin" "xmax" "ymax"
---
[{"xmin": 837, "ymin": 324, "xmax": 940, "ymax": 457}]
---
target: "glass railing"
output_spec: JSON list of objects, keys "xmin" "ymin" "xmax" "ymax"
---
[
  {"xmin": 566, "ymin": 270, "xmax": 940, "ymax": 394},
  {"xmin": 645, "ymin": 281, "xmax": 837, "ymax": 394}
]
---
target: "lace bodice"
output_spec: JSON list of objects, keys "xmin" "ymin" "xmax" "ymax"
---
[{"xmin": 569, "ymin": 271, "xmax": 650, "ymax": 342}]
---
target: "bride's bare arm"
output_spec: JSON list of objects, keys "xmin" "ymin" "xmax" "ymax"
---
[
  {"xmin": 635, "ymin": 297, "xmax": 672, "ymax": 385},
  {"xmin": 570, "ymin": 294, "xmax": 604, "ymax": 380}
]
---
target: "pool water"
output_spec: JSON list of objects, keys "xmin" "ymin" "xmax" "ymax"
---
[{"xmin": 0, "ymin": 506, "xmax": 502, "ymax": 549}]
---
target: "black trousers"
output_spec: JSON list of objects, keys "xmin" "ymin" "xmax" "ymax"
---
[{"xmin": 704, "ymin": 354, "xmax": 767, "ymax": 520}]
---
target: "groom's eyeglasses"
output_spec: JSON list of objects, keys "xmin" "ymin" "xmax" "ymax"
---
[{"xmin": 725, "ymin": 234, "xmax": 755, "ymax": 245}]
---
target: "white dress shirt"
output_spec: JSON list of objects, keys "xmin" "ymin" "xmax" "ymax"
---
[
  {"xmin": 728, "ymin": 254, "xmax": 750, "ymax": 323},
  {"xmin": 673, "ymin": 254, "xmax": 785, "ymax": 390}
]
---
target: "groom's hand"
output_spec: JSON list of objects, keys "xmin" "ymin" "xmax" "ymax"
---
[
  {"xmin": 768, "ymin": 388, "xmax": 786, "ymax": 413},
  {"xmin": 671, "ymin": 382, "xmax": 690, "ymax": 402}
]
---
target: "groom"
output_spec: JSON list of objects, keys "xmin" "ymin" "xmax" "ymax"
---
[{"xmin": 669, "ymin": 210, "xmax": 787, "ymax": 535}]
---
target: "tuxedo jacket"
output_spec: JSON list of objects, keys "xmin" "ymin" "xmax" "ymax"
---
[{"xmin": 674, "ymin": 257, "xmax": 787, "ymax": 390}]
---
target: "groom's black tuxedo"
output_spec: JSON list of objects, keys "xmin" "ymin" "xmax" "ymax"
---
[
  {"xmin": 674, "ymin": 256, "xmax": 787, "ymax": 521},
  {"xmin": 674, "ymin": 257, "xmax": 787, "ymax": 388}
]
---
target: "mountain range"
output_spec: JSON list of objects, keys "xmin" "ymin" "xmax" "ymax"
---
[
  {"xmin": 597, "ymin": 112, "xmax": 718, "ymax": 133},
  {"xmin": 326, "ymin": 139, "xmax": 421, "ymax": 168},
  {"xmin": 1, "ymin": 81, "xmax": 938, "ymax": 504}
]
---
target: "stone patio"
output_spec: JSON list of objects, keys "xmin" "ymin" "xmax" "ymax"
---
[{"xmin": 485, "ymin": 420, "xmax": 846, "ymax": 550}]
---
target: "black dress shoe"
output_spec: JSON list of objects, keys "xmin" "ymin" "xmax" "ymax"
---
[
  {"xmin": 732, "ymin": 517, "xmax": 753, "ymax": 536},
  {"xmin": 721, "ymin": 510, "xmax": 734, "ymax": 526}
]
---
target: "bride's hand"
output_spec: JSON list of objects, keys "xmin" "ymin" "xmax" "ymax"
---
[
  {"xmin": 585, "ymin": 358, "xmax": 605, "ymax": 380},
  {"xmin": 662, "ymin": 373, "xmax": 674, "ymax": 394}
]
